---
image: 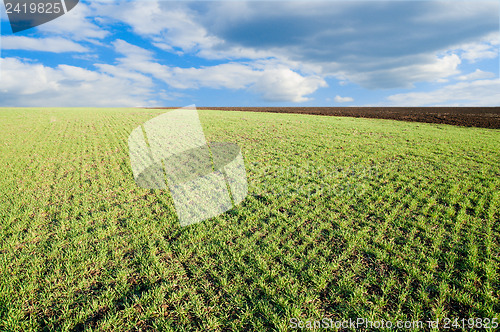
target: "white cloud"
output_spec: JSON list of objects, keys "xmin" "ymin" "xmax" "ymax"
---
[
  {"xmin": 1, "ymin": 36, "xmax": 88, "ymax": 53},
  {"xmin": 386, "ymin": 79, "xmax": 500, "ymax": 106},
  {"xmin": 195, "ymin": 1, "xmax": 497, "ymax": 88},
  {"xmin": 92, "ymin": 1, "xmax": 219, "ymax": 54},
  {"xmin": 167, "ymin": 64, "xmax": 326, "ymax": 102},
  {"xmin": 1, "ymin": 3, "xmax": 8, "ymax": 21},
  {"xmin": 38, "ymin": 2, "xmax": 108, "ymax": 40},
  {"xmin": 90, "ymin": 1, "xmax": 498, "ymax": 91},
  {"xmin": 109, "ymin": 40, "xmax": 326, "ymax": 102},
  {"xmin": 0, "ymin": 38, "xmax": 327, "ymax": 105},
  {"xmin": 169, "ymin": 63, "xmax": 259, "ymax": 90},
  {"xmin": 334, "ymin": 95, "xmax": 354, "ymax": 103},
  {"xmin": 113, "ymin": 39, "xmax": 153, "ymax": 61},
  {"xmin": 457, "ymin": 69, "xmax": 496, "ymax": 81},
  {"xmin": 449, "ymin": 32, "xmax": 500, "ymax": 64},
  {"xmin": 0, "ymin": 57, "xmax": 155, "ymax": 107},
  {"xmin": 344, "ymin": 54, "xmax": 462, "ymax": 89},
  {"xmin": 411, "ymin": 2, "xmax": 499, "ymax": 24},
  {"xmin": 91, "ymin": 0, "xmax": 275, "ymax": 60},
  {"xmin": 109, "ymin": 39, "xmax": 173, "ymax": 82},
  {"xmin": 93, "ymin": 63, "xmax": 153, "ymax": 86},
  {"xmin": 2, "ymin": 1, "xmax": 498, "ymax": 106},
  {"xmin": 252, "ymin": 67, "xmax": 327, "ymax": 102},
  {"xmin": 459, "ymin": 43, "xmax": 499, "ymax": 63}
]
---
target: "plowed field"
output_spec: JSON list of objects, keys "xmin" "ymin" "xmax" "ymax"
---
[{"xmin": 184, "ymin": 107, "xmax": 500, "ymax": 129}]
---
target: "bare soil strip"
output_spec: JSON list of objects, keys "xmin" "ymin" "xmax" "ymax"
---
[{"xmin": 150, "ymin": 107, "xmax": 500, "ymax": 129}]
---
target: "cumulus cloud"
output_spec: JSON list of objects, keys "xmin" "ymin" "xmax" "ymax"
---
[
  {"xmin": 462, "ymin": 45, "xmax": 497, "ymax": 63},
  {"xmin": 0, "ymin": 58, "xmax": 155, "ymax": 107},
  {"xmin": 334, "ymin": 95, "xmax": 354, "ymax": 103},
  {"xmin": 188, "ymin": 1, "xmax": 498, "ymax": 88},
  {"xmin": 0, "ymin": 38, "xmax": 327, "ymax": 106},
  {"xmin": 113, "ymin": 39, "xmax": 154, "ymax": 61},
  {"xmin": 168, "ymin": 64, "xmax": 326, "ymax": 102},
  {"xmin": 38, "ymin": 1, "xmax": 108, "ymax": 40},
  {"xmin": 1, "ymin": 36, "xmax": 88, "ymax": 53},
  {"xmin": 345, "ymin": 54, "xmax": 462, "ymax": 89},
  {"xmin": 1, "ymin": 1, "xmax": 498, "ymax": 106},
  {"xmin": 108, "ymin": 40, "xmax": 327, "ymax": 102},
  {"xmin": 386, "ymin": 79, "xmax": 500, "ymax": 106},
  {"xmin": 252, "ymin": 67, "xmax": 327, "ymax": 102},
  {"xmin": 410, "ymin": 1, "xmax": 499, "ymax": 24},
  {"xmin": 82, "ymin": 1, "xmax": 500, "ymax": 96},
  {"xmin": 169, "ymin": 63, "xmax": 259, "ymax": 90},
  {"xmin": 433, "ymin": 32, "xmax": 500, "ymax": 66},
  {"xmin": 91, "ymin": 1, "xmax": 220, "ymax": 54},
  {"xmin": 90, "ymin": 0, "xmax": 276, "ymax": 61},
  {"xmin": 457, "ymin": 69, "xmax": 496, "ymax": 81}
]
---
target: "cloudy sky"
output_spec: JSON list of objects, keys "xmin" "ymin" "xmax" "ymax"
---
[{"xmin": 0, "ymin": 0, "xmax": 499, "ymax": 107}]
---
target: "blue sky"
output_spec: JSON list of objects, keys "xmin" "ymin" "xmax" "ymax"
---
[{"xmin": 0, "ymin": 0, "xmax": 499, "ymax": 107}]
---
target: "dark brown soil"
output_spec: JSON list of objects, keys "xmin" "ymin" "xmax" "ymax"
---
[{"xmin": 149, "ymin": 107, "xmax": 500, "ymax": 129}]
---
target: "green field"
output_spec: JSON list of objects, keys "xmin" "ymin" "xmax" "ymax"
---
[{"xmin": 0, "ymin": 108, "xmax": 499, "ymax": 331}]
